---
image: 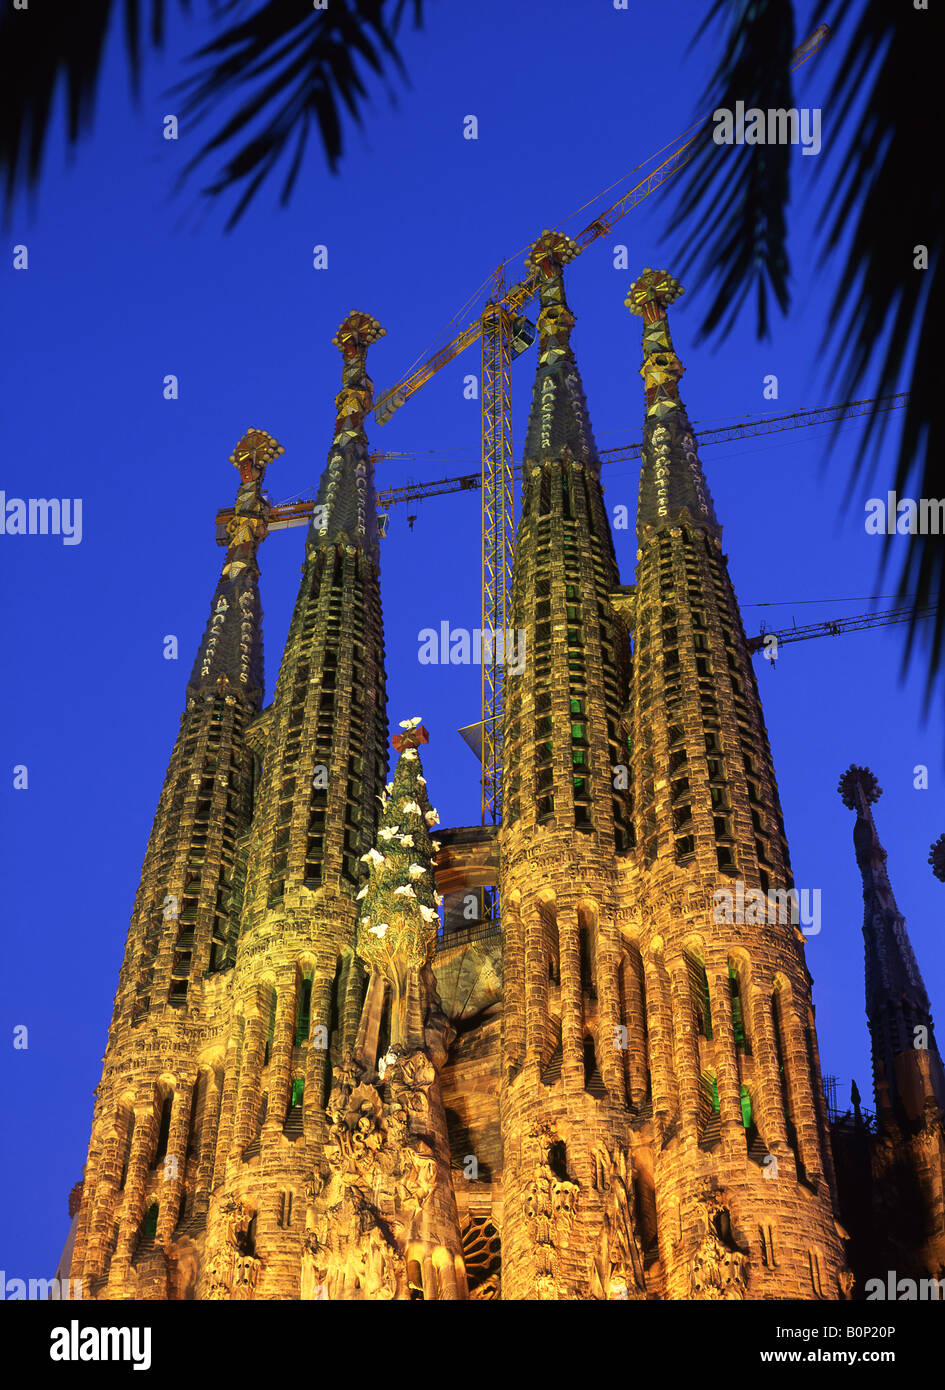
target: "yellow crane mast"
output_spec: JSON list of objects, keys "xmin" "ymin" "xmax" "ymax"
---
[{"xmin": 370, "ymin": 24, "xmax": 831, "ymax": 826}]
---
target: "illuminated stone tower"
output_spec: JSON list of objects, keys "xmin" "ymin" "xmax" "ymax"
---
[
  {"xmin": 837, "ymin": 765, "xmax": 945, "ymax": 1281},
  {"xmin": 200, "ymin": 312, "xmax": 391, "ymax": 1299},
  {"xmin": 498, "ymin": 253, "xmax": 850, "ymax": 1301},
  {"xmin": 621, "ymin": 268, "xmax": 849, "ymax": 1299},
  {"xmin": 69, "ymin": 312, "xmax": 394, "ymax": 1300},
  {"xmin": 67, "ymin": 280, "xmax": 871, "ymax": 1300},
  {"xmin": 69, "ymin": 428, "xmax": 283, "ymax": 1298},
  {"xmin": 499, "ymin": 231, "xmax": 642, "ymax": 1300}
]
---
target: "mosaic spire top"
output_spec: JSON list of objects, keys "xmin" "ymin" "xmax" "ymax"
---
[
  {"xmin": 626, "ymin": 268, "xmax": 720, "ymax": 539},
  {"xmin": 521, "ymin": 230, "xmax": 599, "ymax": 470},
  {"xmin": 187, "ymin": 427, "xmax": 282, "ymax": 704},
  {"xmin": 308, "ymin": 311, "xmax": 386, "ymax": 558}
]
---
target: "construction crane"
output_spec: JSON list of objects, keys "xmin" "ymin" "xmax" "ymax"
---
[
  {"xmin": 214, "ymin": 393, "xmax": 905, "ymax": 538},
  {"xmin": 747, "ymin": 604, "xmax": 938, "ymax": 656},
  {"xmin": 595, "ymin": 393, "xmax": 908, "ymax": 468},
  {"xmin": 213, "ymin": 24, "xmax": 831, "ymax": 825},
  {"xmin": 375, "ymin": 394, "xmax": 908, "ymax": 509},
  {"xmin": 214, "ymin": 451, "xmax": 417, "ymax": 545},
  {"xmin": 368, "ymin": 23, "xmax": 831, "ymax": 828}
]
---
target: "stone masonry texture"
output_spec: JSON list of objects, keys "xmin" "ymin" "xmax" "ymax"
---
[{"xmin": 67, "ymin": 281, "xmax": 944, "ymax": 1300}]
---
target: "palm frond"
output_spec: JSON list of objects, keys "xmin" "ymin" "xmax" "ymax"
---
[
  {"xmin": 663, "ymin": 0, "xmax": 796, "ymax": 342},
  {"xmin": 666, "ymin": 1, "xmax": 944, "ymax": 708},
  {"xmin": 0, "ymin": 0, "xmax": 188, "ymax": 218},
  {"xmin": 1, "ymin": 0, "xmax": 422, "ymax": 226},
  {"xmin": 814, "ymin": 0, "xmax": 944, "ymax": 705},
  {"xmin": 173, "ymin": 0, "xmax": 425, "ymax": 228}
]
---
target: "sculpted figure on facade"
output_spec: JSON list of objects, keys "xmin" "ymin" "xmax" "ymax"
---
[
  {"xmin": 524, "ymin": 1122, "xmax": 580, "ymax": 1295},
  {"xmin": 202, "ymin": 1194, "xmax": 261, "ymax": 1301},
  {"xmin": 683, "ymin": 1194, "xmax": 750, "ymax": 1300},
  {"xmin": 305, "ymin": 1023, "xmax": 454, "ymax": 1298},
  {"xmin": 590, "ymin": 1144, "xmax": 647, "ymax": 1300}
]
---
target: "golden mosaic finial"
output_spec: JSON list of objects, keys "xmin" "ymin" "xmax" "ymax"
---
[
  {"xmin": 525, "ymin": 230, "xmax": 579, "ymax": 279},
  {"xmin": 625, "ymin": 268, "xmax": 684, "ymax": 319},
  {"xmin": 223, "ymin": 428, "xmax": 281, "ymax": 580},
  {"xmin": 327, "ymin": 313, "xmax": 386, "ymax": 449},
  {"xmin": 626, "ymin": 269, "xmax": 687, "ymax": 404},
  {"xmin": 229, "ymin": 428, "xmax": 284, "ymax": 481},
  {"xmin": 525, "ymin": 232, "xmax": 580, "ymax": 368},
  {"xmin": 332, "ymin": 311, "xmax": 386, "ymax": 362}
]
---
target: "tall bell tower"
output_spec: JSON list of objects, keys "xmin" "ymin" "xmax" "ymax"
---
[
  {"xmin": 622, "ymin": 268, "xmax": 849, "ymax": 1299},
  {"xmin": 200, "ymin": 312, "xmax": 391, "ymax": 1298},
  {"xmin": 498, "ymin": 231, "xmax": 641, "ymax": 1300},
  {"xmin": 838, "ymin": 765, "xmax": 945, "ymax": 1282},
  {"xmin": 69, "ymin": 428, "xmax": 283, "ymax": 1298}
]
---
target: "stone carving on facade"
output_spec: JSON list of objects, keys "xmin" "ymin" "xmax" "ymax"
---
[
  {"xmin": 301, "ymin": 1201, "xmax": 402, "ymax": 1301},
  {"xmin": 305, "ymin": 1044, "xmax": 446, "ymax": 1298},
  {"xmin": 300, "ymin": 1226, "xmax": 330, "ymax": 1300},
  {"xmin": 326, "ymin": 1081, "xmax": 387, "ymax": 1178},
  {"xmin": 346, "ymin": 1220, "xmax": 403, "ymax": 1300},
  {"xmin": 590, "ymin": 1144, "xmax": 647, "ymax": 1300},
  {"xmin": 326, "ymin": 1049, "xmax": 361, "ymax": 1121},
  {"xmin": 469, "ymin": 1273, "xmax": 500, "ymax": 1300},
  {"xmin": 401, "ymin": 1140, "xmax": 438, "ymax": 1209},
  {"xmin": 683, "ymin": 1194, "xmax": 749, "ymax": 1300},
  {"xmin": 202, "ymin": 1194, "xmax": 261, "ymax": 1301},
  {"xmin": 524, "ymin": 1122, "xmax": 579, "ymax": 1296},
  {"xmin": 533, "ymin": 1273, "xmax": 559, "ymax": 1300},
  {"xmin": 387, "ymin": 1049, "xmax": 437, "ymax": 1123}
]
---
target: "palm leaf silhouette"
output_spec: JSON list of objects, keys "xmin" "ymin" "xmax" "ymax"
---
[
  {"xmin": 1, "ymin": 1, "xmax": 190, "ymax": 211},
  {"xmin": 0, "ymin": 0, "xmax": 423, "ymax": 227},
  {"xmin": 813, "ymin": 0, "xmax": 943, "ymax": 705},
  {"xmin": 173, "ymin": 0, "xmax": 423, "ymax": 228},
  {"xmin": 665, "ymin": 1, "xmax": 944, "ymax": 708},
  {"xmin": 663, "ymin": 0, "xmax": 795, "ymax": 342}
]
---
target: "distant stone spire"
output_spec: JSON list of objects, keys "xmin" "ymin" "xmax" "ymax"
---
[
  {"xmin": 307, "ymin": 311, "xmax": 386, "ymax": 559},
  {"xmin": 838, "ymin": 764, "xmax": 945, "ymax": 1123},
  {"xmin": 929, "ymin": 832, "xmax": 945, "ymax": 883},
  {"xmin": 625, "ymin": 268, "xmax": 720, "ymax": 540},
  {"xmin": 187, "ymin": 427, "xmax": 283, "ymax": 704},
  {"xmin": 520, "ymin": 231, "xmax": 599, "ymax": 470}
]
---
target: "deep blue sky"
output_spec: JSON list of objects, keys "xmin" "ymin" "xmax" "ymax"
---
[{"xmin": 2, "ymin": 0, "xmax": 941, "ymax": 1278}]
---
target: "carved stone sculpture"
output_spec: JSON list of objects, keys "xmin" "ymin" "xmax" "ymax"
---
[
  {"xmin": 684, "ymin": 1195, "xmax": 749, "ymax": 1300},
  {"xmin": 590, "ymin": 1144, "xmax": 646, "ymax": 1300}
]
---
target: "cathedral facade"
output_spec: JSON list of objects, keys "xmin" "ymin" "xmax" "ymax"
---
[{"xmin": 65, "ymin": 238, "xmax": 943, "ymax": 1300}]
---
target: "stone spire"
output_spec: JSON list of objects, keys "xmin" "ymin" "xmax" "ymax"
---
[
  {"xmin": 354, "ymin": 718, "xmax": 443, "ymax": 1054},
  {"xmin": 625, "ymin": 268, "xmax": 720, "ymax": 539},
  {"xmin": 308, "ymin": 311, "xmax": 386, "ymax": 559},
  {"xmin": 187, "ymin": 428, "xmax": 282, "ymax": 704},
  {"xmin": 839, "ymin": 764, "xmax": 945, "ymax": 1123},
  {"xmin": 176, "ymin": 309, "xmax": 394, "ymax": 1301},
  {"xmin": 502, "ymin": 227, "xmax": 627, "ymax": 840},
  {"xmin": 520, "ymin": 231, "xmax": 599, "ymax": 470},
  {"xmin": 303, "ymin": 719, "xmax": 467, "ymax": 1300},
  {"xmin": 69, "ymin": 429, "xmax": 283, "ymax": 1292},
  {"xmin": 496, "ymin": 232, "xmax": 640, "ymax": 1299},
  {"xmin": 230, "ymin": 308, "xmax": 389, "ymax": 910},
  {"xmin": 612, "ymin": 268, "xmax": 849, "ymax": 1299}
]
